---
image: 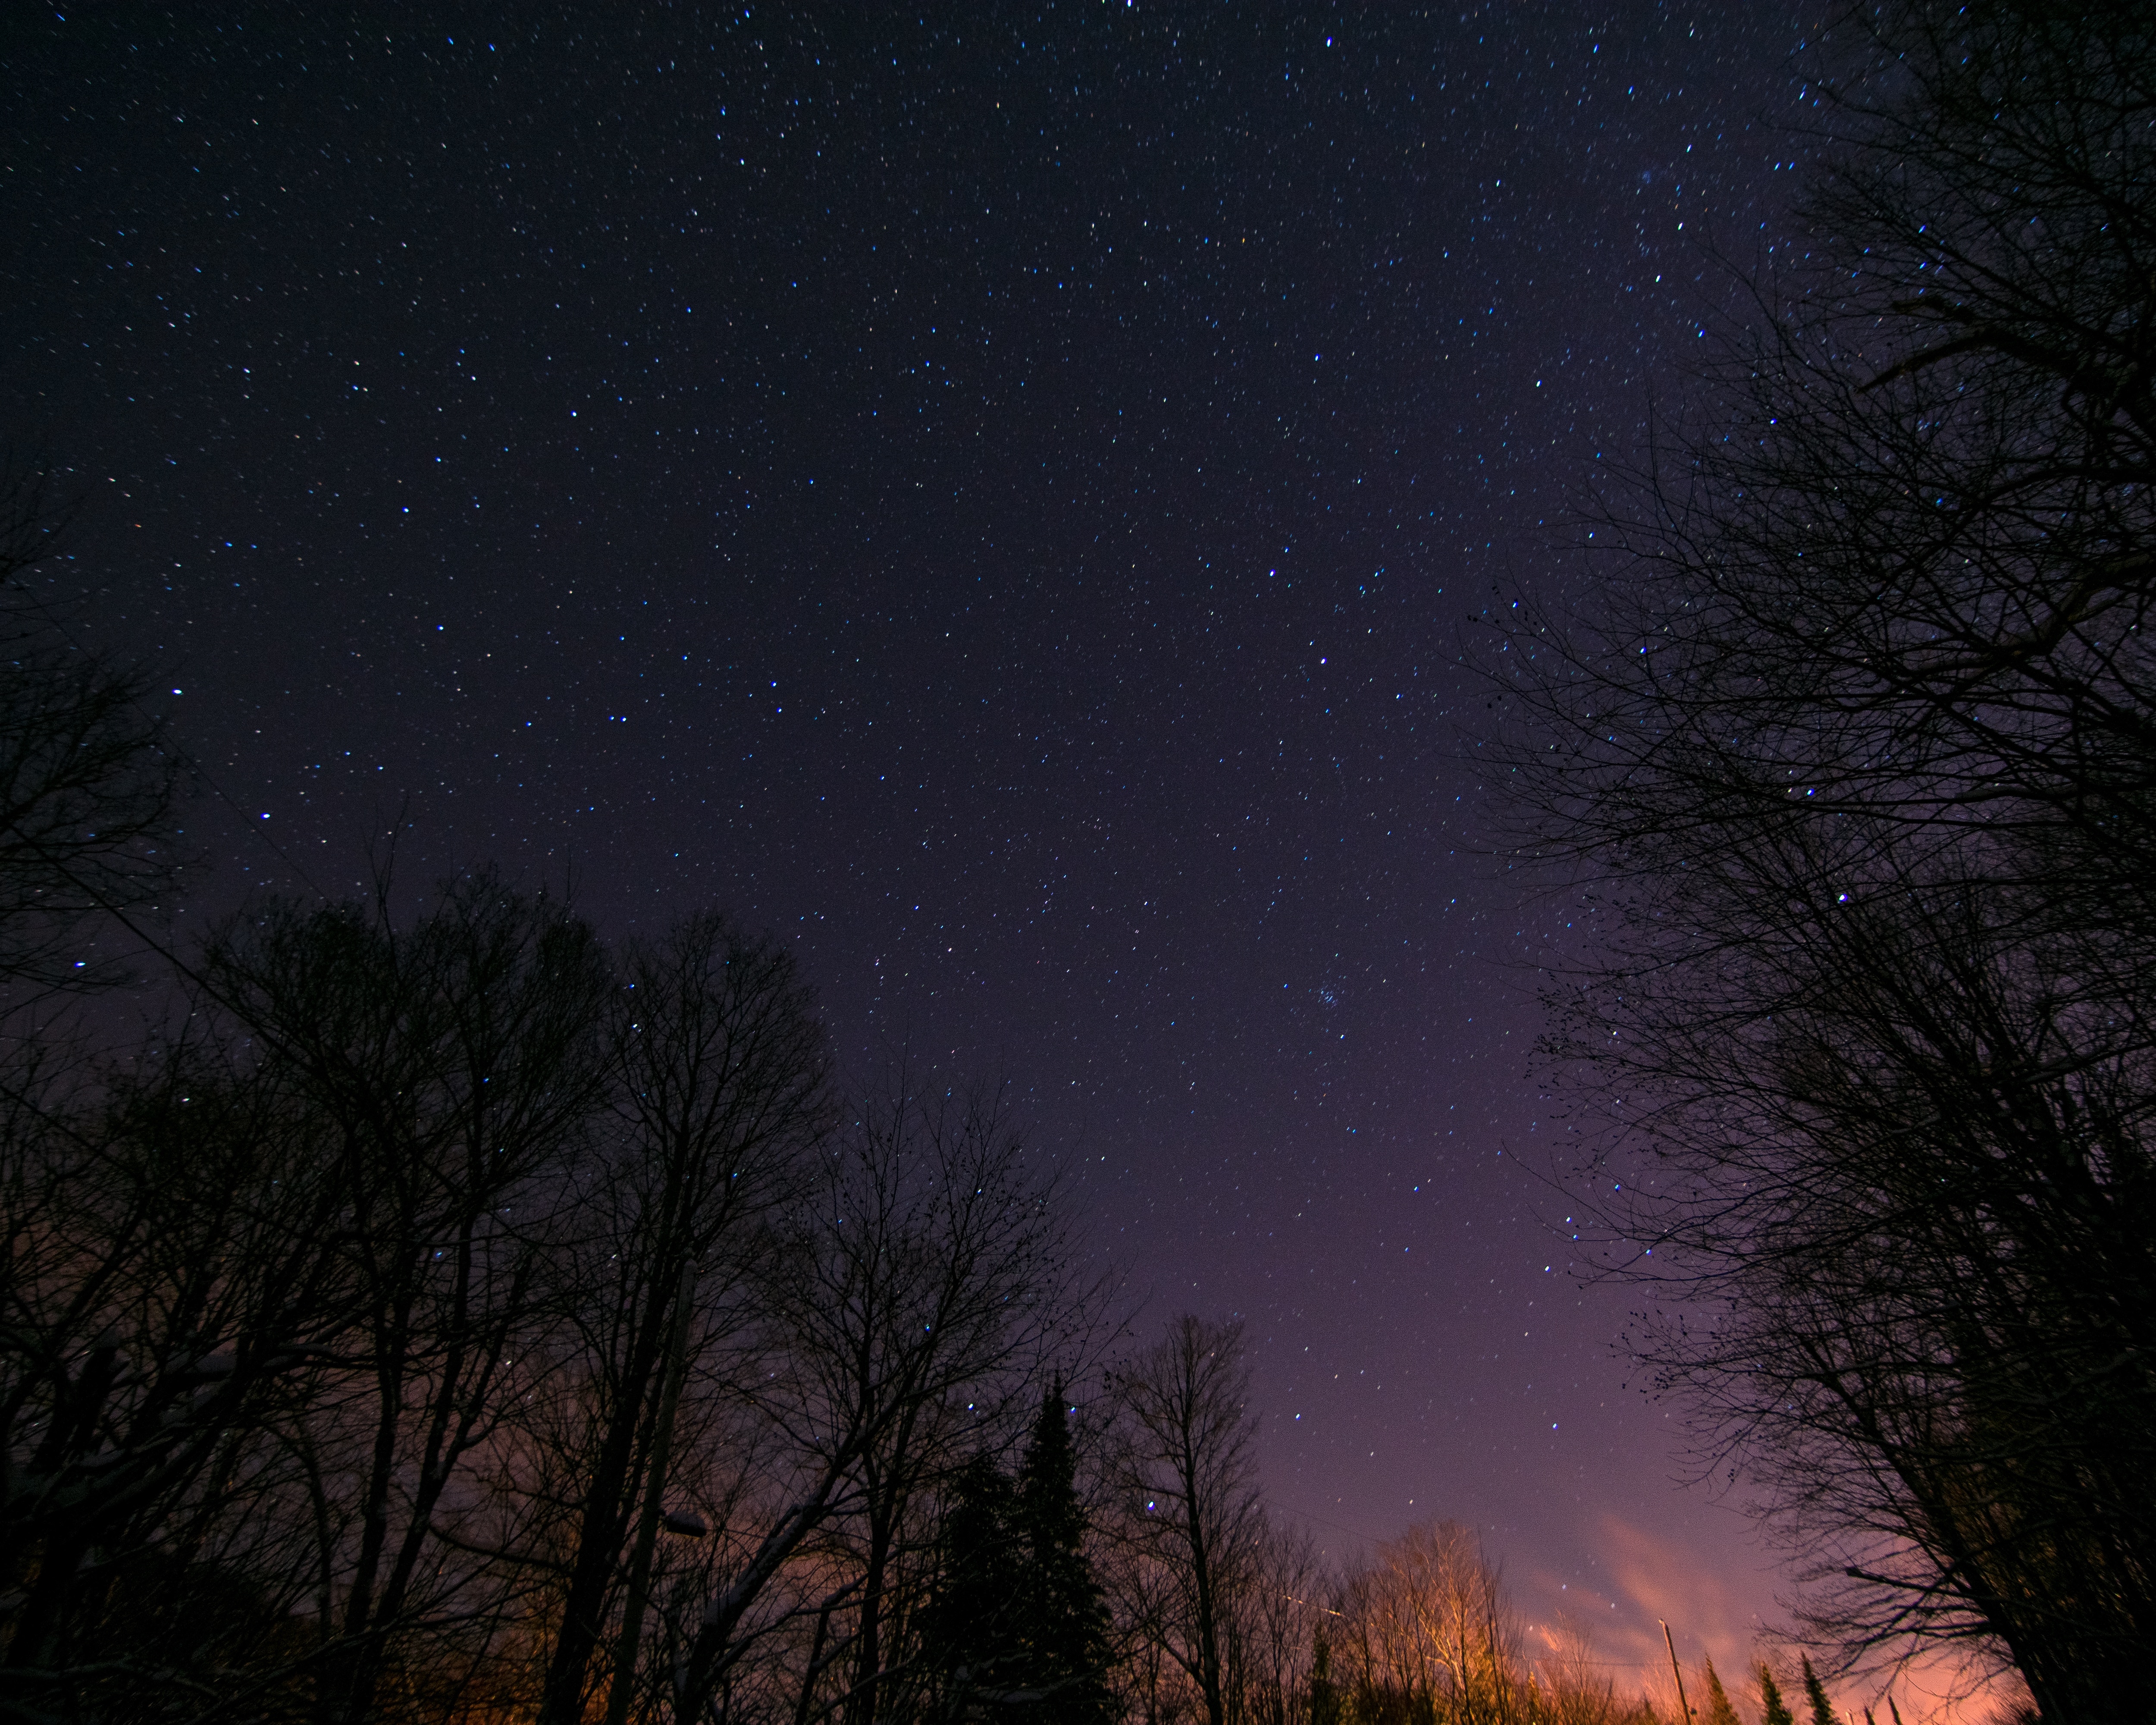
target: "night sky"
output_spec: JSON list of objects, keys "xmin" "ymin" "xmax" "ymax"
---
[{"xmin": 6, "ymin": 2, "xmax": 1819, "ymax": 1691}]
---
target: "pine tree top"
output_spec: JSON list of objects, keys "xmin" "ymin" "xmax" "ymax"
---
[
  {"xmin": 1699, "ymin": 1654, "xmax": 1742, "ymax": 1725},
  {"xmin": 1800, "ymin": 1656, "xmax": 1836, "ymax": 1725},
  {"xmin": 1757, "ymin": 1660, "xmax": 1796, "ymax": 1725},
  {"xmin": 1019, "ymin": 1378, "xmax": 1085, "ymax": 1552}
]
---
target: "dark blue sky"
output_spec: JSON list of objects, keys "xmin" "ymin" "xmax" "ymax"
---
[{"xmin": 4, "ymin": 1, "xmax": 1817, "ymax": 1686}]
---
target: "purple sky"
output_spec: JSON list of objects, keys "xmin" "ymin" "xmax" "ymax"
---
[{"xmin": 6, "ymin": 1, "xmax": 1838, "ymax": 1700}]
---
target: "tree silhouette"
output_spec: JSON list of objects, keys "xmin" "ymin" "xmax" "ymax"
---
[
  {"xmin": 670, "ymin": 1076, "xmax": 1090, "ymax": 1725},
  {"xmin": 1017, "ymin": 1382, "xmax": 1115, "ymax": 1725},
  {"xmin": 1698, "ymin": 1656, "xmax": 1740, "ymax": 1725},
  {"xmin": 1498, "ymin": 3, "xmax": 2156, "ymax": 1710},
  {"xmin": 1757, "ymin": 1660, "xmax": 1796, "ymax": 1725},
  {"xmin": 534, "ymin": 913, "xmax": 827, "ymax": 1725},
  {"xmin": 921, "ymin": 1453, "xmax": 1031, "ymax": 1709},
  {"xmin": 1106, "ymin": 1315, "xmax": 1263, "ymax": 1725},
  {"xmin": 1799, "ymin": 1656, "xmax": 1838, "ymax": 1725}
]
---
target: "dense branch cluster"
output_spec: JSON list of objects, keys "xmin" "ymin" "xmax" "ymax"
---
[
  {"xmin": 1498, "ymin": 3, "xmax": 2156, "ymax": 1717},
  {"xmin": 0, "ymin": 856, "xmax": 1108, "ymax": 1725}
]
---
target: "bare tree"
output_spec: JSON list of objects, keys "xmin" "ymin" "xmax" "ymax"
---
[
  {"xmin": 1494, "ymin": 2, "xmax": 2156, "ymax": 1715},
  {"xmin": 1527, "ymin": 1616, "xmax": 1634, "ymax": 1725},
  {"xmin": 196, "ymin": 873, "xmax": 616, "ymax": 1724},
  {"xmin": 1105, "ymin": 1315, "xmax": 1264, "ymax": 1725},
  {"xmin": 1219, "ymin": 1514, "xmax": 1326, "ymax": 1725},
  {"xmin": 667, "ymin": 1073, "xmax": 1091, "ymax": 1725},
  {"xmin": 0, "ymin": 458, "xmax": 185, "ymax": 997},
  {"xmin": 0, "ymin": 1019, "xmax": 353, "ymax": 1721},
  {"xmin": 1332, "ymin": 1522, "xmax": 1520, "ymax": 1725},
  {"xmin": 534, "ymin": 912, "xmax": 828, "ymax": 1725}
]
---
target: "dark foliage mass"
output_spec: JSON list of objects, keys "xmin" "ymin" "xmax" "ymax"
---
[
  {"xmin": 1501, "ymin": 1, "xmax": 2156, "ymax": 1716},
  {"xmin": 916, "ymin": 1388, "xmax": 1113, "ymax": 1725}
]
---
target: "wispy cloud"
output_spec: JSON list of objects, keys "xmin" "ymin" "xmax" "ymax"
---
[{"xmin": 1508, "ymin": 1513, "xmax": 2027, "ymax": 1723}]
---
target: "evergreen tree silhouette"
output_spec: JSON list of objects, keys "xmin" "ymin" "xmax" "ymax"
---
[
  {"xmin": 1016, "ymin": 1380, "xmax": 1116, "ymax": 1725},
  {"xmin": 1757, "ymin": 1660, "xmax": 1796, "ymax": 1725},
  {"xmin": 921, "ymin": 1385, "xmax": 1115, "ymax": 1725},
  {"xmin": 923, "ymin": 1453, "xmax": 1030, "ymax": 1708},
  {"xmin": 1699, "ymin": 1656, "xmax": 1742, "ymax": 1725},
  {"xmin": 1801, "ymin": 1657, "xmax": 1836, "ymax": 1725}
]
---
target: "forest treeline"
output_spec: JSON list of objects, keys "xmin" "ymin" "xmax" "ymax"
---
[{"xmin": 0, "ymin": 480, "xmax": 1738, "ymax": 1725}]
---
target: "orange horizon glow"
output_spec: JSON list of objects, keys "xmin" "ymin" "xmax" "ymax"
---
[{"xmin": 1506, "ymin": 1515, "xmax": 2030, "ymax": 1725}]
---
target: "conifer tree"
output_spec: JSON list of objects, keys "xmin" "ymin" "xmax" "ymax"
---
[
  {"xmin": 1758, "ymin": 1660, "xmax": 1796, "ymax": 1725},
  {"xmin": 922, "ymin": 1453, "xmax": 1029, "ymax": 1703},
  {"xmin": 1699, "ymin": 1655, "xmax": 1742, "ymax": 1725},
  {"xmin": 1017, "ymin": 1381, "xmax": 1115, "ymax": 1725},
  {"xmin": 1800, "ymin": 1657, "xmax": 1836, "ymax": 1725}
]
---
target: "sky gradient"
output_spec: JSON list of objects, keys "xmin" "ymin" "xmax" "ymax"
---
[{"xmin": 4, "ymin": 3, "xmax": 1843, "ymax": 1701}]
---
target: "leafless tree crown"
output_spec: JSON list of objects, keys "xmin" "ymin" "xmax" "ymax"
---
[{"xmin": 1494, "ymin": 3, "xmax": 2156, "ymax": 1716}]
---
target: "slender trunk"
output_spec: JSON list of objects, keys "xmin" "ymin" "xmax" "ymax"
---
[
  {"xmin": 538, "ymin": 1255, "xmax": 682, "ymax": 1725},
  {"xmin": 345, "ymin": 1225, "xmax": 495, "ymax": 1723},
  {"xmin": 322, "ymin": 1300, "xmax": 411, "ymax": 1725},
  {"xmin": 332, "ymin": 1209, "xmax": 521, "ymax": 1725},
  {"xmin": 1185, "ymin": 1465, "xmax": 1225, "ymax": 1725},
  {"xmin": 846, "ymin": 1500, "xmax": 896, "ymax": 1725},
  {"xmin": 1191, "ymin": 1545, "xmax": 1224, "ymax": 1725},
  {"xmin": 601, "ymin": 1261, "xmax": 698, "ymax": 1725},
  {"xmin": 794, "ymin": 1599, "xmax": 835, "ymax": 1725}
]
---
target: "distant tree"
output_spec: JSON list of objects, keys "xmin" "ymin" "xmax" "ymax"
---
[
  {"xmin": 1017, "ymin": 1381, "xmax": 1116, "ymax": 1725},
  {"xmin": 1537, "ymin": 1616, "xmax": 1628, "ymax": 1725},
  {"xmin": 1757, "ymin": 1661, "xmax": 1796, "ymax": 1725},
  {"xmin": 1309, "ymin": 1625, "xmax": 1339, "ymax": 1725},
  {"xmin": 1331, "ymin": 1519, "xmax": 1520, "ymax": 1725},
  {"xmin": 1697, "ymin": 1656, "xmax": 1740, "ymax": 1725},
  {"xmin": 1799, "ymin": 1658, "xmax": 1834, "ymax": 1725},
  {"xmin": 1222, "ymin": 1515, "xmax": 1325, "ymax": 1725},
  {"xmin": 1106, "ymin": 1314, "xmax": 1264, "ymax": 1725}
]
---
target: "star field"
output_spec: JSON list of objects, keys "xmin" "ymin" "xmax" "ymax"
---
[{"xmin": 3, "ymin": 0, "xmax": 1816, "ymax": 1677}]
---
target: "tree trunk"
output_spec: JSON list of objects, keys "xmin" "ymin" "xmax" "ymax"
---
[
  {"xmin": 537, "ymin": 1257, "xmax": 682, "ymax": 1725},
  {"xmin": 600, "ymin": 1262, "xmax": 698, "ymax": 1725}
]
